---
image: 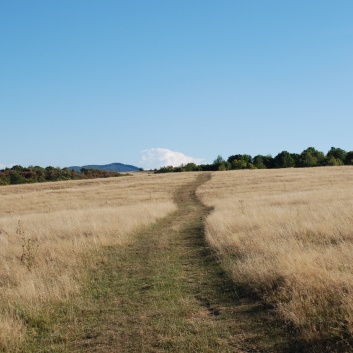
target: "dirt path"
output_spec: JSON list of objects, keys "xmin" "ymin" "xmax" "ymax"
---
[{"xmin": 25, "ymin": 173, "xmax": 294, "ymax": 352}]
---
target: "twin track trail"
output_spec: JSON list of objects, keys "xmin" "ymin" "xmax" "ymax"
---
[{"xmin": 66, "ymin": 173, "xmax": 292, "ymax": 352}]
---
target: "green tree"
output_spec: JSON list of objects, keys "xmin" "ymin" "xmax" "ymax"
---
[
  {"xmin": 231, "ymin": 160, "xmax": 248, "ymax": 169},
  {"xmin": 0, "ymin": 173, "xmax": 10, "ymax": 185},
  {"xmin": 218, "ymin": 163, "xmax": 227, "ymax": 171},
  {"xmin": 9, "ymin": 170, "xmax": 26, "ymax": 184},
  {"xmin": 11, "ymin": 165, "xmax": 24, "ymax": 172},
  {"xmin": 263, "ymin": 155, "xmax": 274, "ymax": 168},
  {"xmin": 199, "ymin": 164, "xmax": 217, "ymax": 171},
  {"xmin": 252, "ymin": 155, "xmax": 266, "ymax": 169},
  {"xmin": 299, "ymin": 147, "xmax": 325, "ymax": 167},
  {"xmin": 214, "ymin": 155, "xmax": 225, "ymax": 164},
  {"xmin": 327, "ymin": 147, "xmax": 347, "ymax": 164},
  {"xmin": 274, "ymin": 151, "xmax": 295, "ymax": 168},
  {"xmin": 345, "ymin": 151, "xmax": 353, "ymax": 165},
  {"xmin": 326, "ymin": 156, "xmax": 344, "ymax": 166},
  {"xmin": 156, "ymin": 166, "xmax": 175, "ymax": 173},
  {"xmin": 184, "ymin": 163, "xmax": 199, "ymax": 172},
  {"xmin": 299, "ymin": 152, "xmax": 317, "ymax": 167},
  {"xmin": 213, "ymin": 155, "xmax": 227, "ymax": 171},
  {"xmin": 227, "ymin": 154, "xmax": 252, "ymax": 164}
]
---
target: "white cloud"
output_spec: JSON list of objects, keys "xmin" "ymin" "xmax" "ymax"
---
[{"xmin": 140, "ymin": 148, "xmax": 204, "ymax": 169}]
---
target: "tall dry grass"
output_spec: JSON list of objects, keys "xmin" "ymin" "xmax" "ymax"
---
[
  {"xmin": 198, "ymin": 166, "xmax": 353, "ymax": 343},
  {"xmin": 0, "ymin": 172, "xmax": 196, "ymax": 351}
]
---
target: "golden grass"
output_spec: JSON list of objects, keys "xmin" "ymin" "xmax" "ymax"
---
[
  {"xmin": 0, "ymin": 172, "xmax": 197, "ymax": 351},
  {"xmin": 198, "ymin": 166, "xmax": 353, "ymax": 343}
]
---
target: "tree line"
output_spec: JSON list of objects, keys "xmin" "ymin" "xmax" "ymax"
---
[
  {"xmin": 0, "ymin": 165, "xmax": 126, "ymax": 186},
  {"xmin": 156, "ymin": 147, "xmax": 353, "ymax": 173}
]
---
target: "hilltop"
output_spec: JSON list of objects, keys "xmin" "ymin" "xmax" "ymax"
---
[{"xmin": 68, "ymin": 162, "xmax": 140, "ymax": 173}]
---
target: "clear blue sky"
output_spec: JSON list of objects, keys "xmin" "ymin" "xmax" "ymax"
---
[{"xmin": 1, "ymin": 1, "xmax": 352, "ymax": 168}]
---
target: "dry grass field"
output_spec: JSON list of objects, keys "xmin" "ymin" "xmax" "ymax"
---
[
  {"xmin": 198, "ymin": 166, "xmax": 353, "ymax": 345},
  {"xmin": 0, "ymin": 172, "xmax": 197, "ymax": 351},
  {"xmin": 3, "ymin": 167, "xmax": 353, "ymax": 351}
]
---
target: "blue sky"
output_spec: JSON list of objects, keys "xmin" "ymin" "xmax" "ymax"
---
[{"xmin": 1, "ymin": 1, "xmax": 352, "ymax": 169}]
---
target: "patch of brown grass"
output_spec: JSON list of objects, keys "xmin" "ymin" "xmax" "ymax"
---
[
  {"xmin": 0, "ymin": 172, "xmax": 196, "ymax": 351},
  {"xmin": 198, "ymin": 166, "xmax": 353, "ymax": 344}
]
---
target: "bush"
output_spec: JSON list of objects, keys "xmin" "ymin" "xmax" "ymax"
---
[{"xmin": 9, "ymin": 171, "xmax": 26, "ymax": 184}]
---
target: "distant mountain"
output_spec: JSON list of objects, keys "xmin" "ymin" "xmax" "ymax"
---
[{"xmin": 68, "ymin": 163, "xmax": 140, "ymax": 173}]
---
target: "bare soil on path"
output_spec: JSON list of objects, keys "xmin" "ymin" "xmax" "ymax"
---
[{"xmin": 24, "ymin": 173, "xmax": 299, "ymax": 352}]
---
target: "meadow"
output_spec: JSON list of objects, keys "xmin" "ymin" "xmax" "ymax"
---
[
  {"xmin": 198, "ymin": 166, "xmax": 353, "ymax": 345},
  {"xmin": 1, "ymin": 167, "xmax": 353, "ymax": 351},
  {"xmin": 0, "ymin": 172, "xmax": 197, "ymax": 351}
]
